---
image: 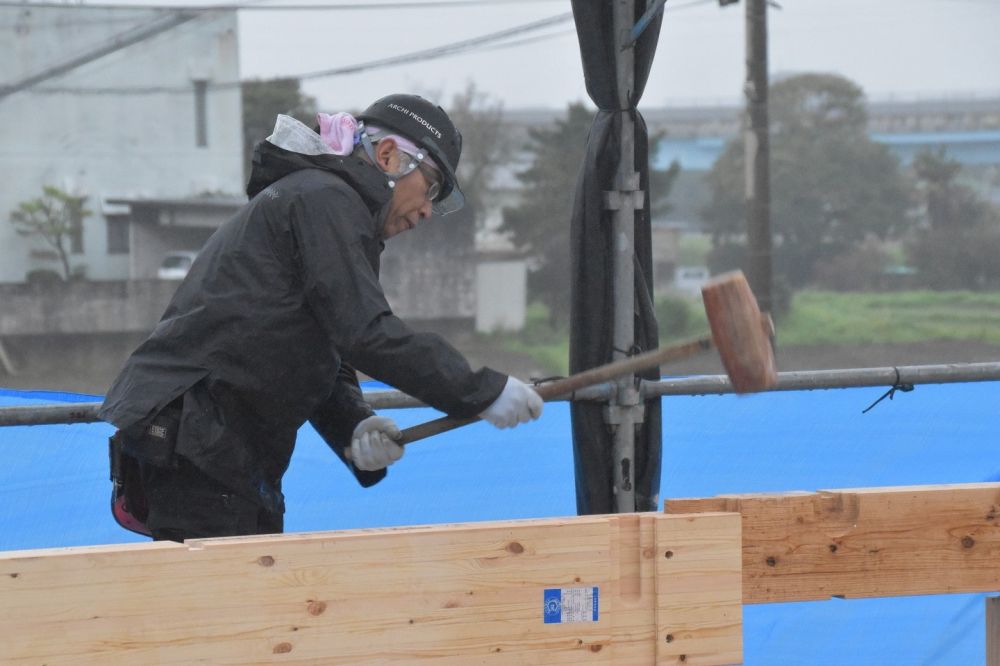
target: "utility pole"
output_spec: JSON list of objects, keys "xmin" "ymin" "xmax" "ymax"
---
[{"xmin": 743, "ymin": 0, "xmax": 773, "ymax": 312}]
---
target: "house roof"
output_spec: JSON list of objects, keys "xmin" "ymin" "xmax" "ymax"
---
[
  {"xmin": 103, "ymin": 194, "xmax": 246, "ymax": 210},
  {"xmin": 1, "ymin": 379, "xmax": 997, "ymax": 663}
]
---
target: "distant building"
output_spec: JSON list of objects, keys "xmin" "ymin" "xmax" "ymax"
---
[
  {"xmin": 0, "ymin": 6, "xmax": 245, "ymax": 284},
  {"xmin": 470, "ymin": 151, "xmax": 532, "ymax": 333},
  {"xmin": 870, "ymin": 130, "xmax": 1000, "ymax": 167},
  {"xmin": 1, "ymin": 6, "xmax": 507, "ymax": 336},
  {"xmin": 646, "ymin": 97, "xmax": 1000, "ymax": 231},
  {"xmin": 501, "ymin": 99, "xmax": 1000, "ymax": 296}
]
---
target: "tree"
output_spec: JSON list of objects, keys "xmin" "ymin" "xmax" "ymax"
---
[
  {"xmin": 500, "ymin": 104, "xmax": 590, "ymax": 326},
  {"xmin": 10, "ymin": 185, "xmax": 92, "ymax": 281},
  {"xmin": 501, "ymin": 103, "xmax": 679, "ymax": 325},
  {"xmin": 907, "ymin": 148, "xmax": 1000, "ymax": 289},
  {"xmin": 702, "ymin": 73, "xmax": 911, "ymax": 290},
  {"xmin": 242, "ymin": 78, "xmax": 317, "ymax": 178},
  {"xmin": 444, "ymin": 82, "xmax": 513, "ymax": 228}
]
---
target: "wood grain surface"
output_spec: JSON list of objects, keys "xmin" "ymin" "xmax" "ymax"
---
[
  {"xmin": 666, "ymin": 483, "xmax": 1000, "ymax": 604},
  {"xmin": 0, "ymin": 512, "xmax": 742, "ymax": 665}
]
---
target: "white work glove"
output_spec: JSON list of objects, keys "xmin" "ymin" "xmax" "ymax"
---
[
  {"xmin": 478, "ymin": 377, "xmax": 544, "ymax": 429},
  {"xmin": 349, "ymin": 415, "xmax": 403, "ymax": 471}
]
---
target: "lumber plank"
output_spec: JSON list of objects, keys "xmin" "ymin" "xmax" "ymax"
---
[
  {"xmin": 656, "ymin": 512, "xmax": 743, "ymax": 665},
  {"xmin": 665, "ymin": 483, "xmax": 1000, "ymax": 604},
  {"xmin": 0, "ymin": 513, "xmax": 742, "ymax": 665}
]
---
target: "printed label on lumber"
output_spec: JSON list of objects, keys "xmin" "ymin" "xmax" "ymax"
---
[{"xmin": 543, "ymin": 586, "xmax": 599, "ymax": 623}]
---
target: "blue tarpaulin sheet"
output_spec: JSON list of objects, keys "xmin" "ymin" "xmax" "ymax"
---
[{"xmin": 1, "ymin": 379, "xmax": 996, "ymax": 664}]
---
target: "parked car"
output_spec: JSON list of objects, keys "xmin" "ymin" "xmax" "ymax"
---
[
  {"xmin": 157, "ymin": 251, "xmax": 198, "ymax": 280},
  {"xmin": 673, "ymin": 265, "xmax": 710, "ymax": 296}
]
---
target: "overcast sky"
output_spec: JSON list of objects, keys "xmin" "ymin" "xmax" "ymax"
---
[{"xmin": 232, "ymin": 0, "xmax": 1000, "ymax": 112}]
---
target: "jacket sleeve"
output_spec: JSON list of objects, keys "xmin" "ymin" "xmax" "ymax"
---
[
  {"xmin": 308, "ymin": 362, "xmax": 386, "ymax": 487},
  {"xmin": 289, "ymin": 184, "xmax": 507, "ymax": 418}
]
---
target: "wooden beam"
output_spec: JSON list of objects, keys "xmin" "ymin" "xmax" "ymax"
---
[
  {"xmin": 665, "ymin": 483, "xmax": 1000, "ymax": 604},
  {"xmin": 0, "ymin": 512, "xmax": 741, "ymax": 665}
]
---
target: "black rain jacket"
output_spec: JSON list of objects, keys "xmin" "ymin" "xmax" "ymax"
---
[{"xmin": 99, "ymin": 141, "xmax": 507, "ymax": 504}]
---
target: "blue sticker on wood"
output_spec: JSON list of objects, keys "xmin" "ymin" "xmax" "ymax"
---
[{"xmin": 543, "ymin": 586, "xmax": 599, "ymax": 623}]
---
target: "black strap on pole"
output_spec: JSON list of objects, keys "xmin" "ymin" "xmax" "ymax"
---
[{"xmin": 862, "ymin": 367, "xmax": 915, "ymax": 414}]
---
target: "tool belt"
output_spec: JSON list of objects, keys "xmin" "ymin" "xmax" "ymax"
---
[{"xmin": 108, "ymin": 401, "xmax": 182, "ymax": 537}]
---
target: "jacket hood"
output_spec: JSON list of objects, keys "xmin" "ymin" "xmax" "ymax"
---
[{"xmin": 246, "ymin": 140, "xmax": 393, "ymax": 214}]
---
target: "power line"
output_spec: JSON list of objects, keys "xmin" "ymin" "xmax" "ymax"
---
[
  {"xmin": 0, "ymin": 16, "xmax": 161, "ymax": 29},
  {"xmin": 0, "ymin": 0, "xmax": 564, "ymax": 10},
  {"xmin": 3, "ymin": 9, "xmax": 200, "ymax": 100},
  {"xmin": 19, "ymin": 0, "xmax": 717, "ymax": 97},
  {"xmin": 32, "ymin": 11, "xmax": 574, "ymax": 95},
  {"xmin": 459, "ymin": 26, "xmax": 576, "ymax": 54},
  {"xmin": 296, "ymin": 12, "xmax": 572, "ymax": 81}
]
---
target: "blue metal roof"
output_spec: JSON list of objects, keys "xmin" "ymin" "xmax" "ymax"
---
[
  {"xmin": 871, "ymin": 130, "xmax": 1000, "ymax": 145},
  {"xmin": 654, "ymin": 129, "xmax": 1000, "ymax": 170},
  {"xmin": 1, "ymin": 380, "xmax": 997, "ymax": 664}
]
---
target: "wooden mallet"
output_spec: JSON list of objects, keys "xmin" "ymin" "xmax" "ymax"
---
[{"xmin": 394, "ymin": 270, "xmax": 776, "ymax": 445}]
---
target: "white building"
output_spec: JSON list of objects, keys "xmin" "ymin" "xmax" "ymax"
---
[
  {"xmin": 1, "ymin": 7, "xmax": 531, "ymax": 336},
  {"xmin": 0, "ymin": 6, "xmax": 243, "ymax": 283}
]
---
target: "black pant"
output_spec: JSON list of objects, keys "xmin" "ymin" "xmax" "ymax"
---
[{"xmin": 140, "ymin": 457, "xmax": 283, "ymax": 542}]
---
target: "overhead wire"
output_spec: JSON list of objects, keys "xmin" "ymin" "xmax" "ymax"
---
[
  {"xmin": 1, "ymin": 0, "xmax": 566, "ymax": 10},
  {"xmin": 31, "ymin": 11, "xmax": 575, "ymax": 95},
  {"xmin": 18, "ymin": 0, "xmax": 717, "ymax": 97},
  {"xmin": 294, "ymin": 12, "xmax": 573, "ymax": 82}
]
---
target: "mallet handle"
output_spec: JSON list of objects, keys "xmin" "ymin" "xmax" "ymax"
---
[{"xmin": 397, "ymin": 336, "xmax": 712, "ymax": 445}]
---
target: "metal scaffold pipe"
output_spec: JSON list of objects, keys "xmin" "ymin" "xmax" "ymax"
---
[
  {"xmin": 643, "ymin": 362, "xmax": 1000, "ymax": 397},
  {"xmin": 0, "ymin": 390, "xmax": 434, "ymax": 427},
  {"xmin": 606, "ymin": 0, "xmax": 640, "ymax": 513},
  {"xmin": 3, "ymin": 363, "xmax": 998, "ymax": 428}
]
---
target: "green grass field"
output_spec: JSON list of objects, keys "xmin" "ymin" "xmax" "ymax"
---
[
  {"xmin": 777, "ymin": 290, "xmax": 1000, "ymax": 345},
  {"xmin": 486, "ymin": 290, "xmax": 1000, "ymax": 375}
]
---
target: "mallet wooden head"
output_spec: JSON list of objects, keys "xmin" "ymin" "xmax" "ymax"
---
[{"xmin": 701, "ymin": 271, "xmax": 777, "ymax": 393}]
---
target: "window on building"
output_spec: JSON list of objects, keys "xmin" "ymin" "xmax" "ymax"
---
[
  {"xmin": 106, "ymin": 216, "xmax": 130, "ymax": 254},
  {"xmin": 69, "ymin": 206, "xmax": 84, "ymax": 254},
  {"xmin": 194, "ymin": 79, "xmax": 208, "ymax": 147}
]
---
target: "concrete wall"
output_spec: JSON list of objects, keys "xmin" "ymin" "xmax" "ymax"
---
[
  {"xmin": 0, "ymin": 280, "xmax": 179, "ymax": 336},
  {"xmin": 0, "ymin": 269, "xmax": 481, "ymax": 338},
  {"xmin": 380, "ymin": 209, "xmax": 477, "ymax": 321},
  {"xmin": 0, "ymin": 265, "xmax": 502, "ymax": 393},
  {"xmin": 0, "ymin": 7, "xmax": 243, "ymax": 283}
]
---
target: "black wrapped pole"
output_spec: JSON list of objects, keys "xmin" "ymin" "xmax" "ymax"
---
[{"xmin": 569, "ymin": 1, "xmax": 663, "ymax": 514}]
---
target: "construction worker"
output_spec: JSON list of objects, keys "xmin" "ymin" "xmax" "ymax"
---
[{"xmin": 100, "ymin": 94, "xmax": 542, "ymax": 542}]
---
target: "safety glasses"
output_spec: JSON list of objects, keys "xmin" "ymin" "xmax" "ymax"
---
[
  {"xmin": 398, "ymin": 152, "xmax": 445, "ymax": 203},
  {"xmin": 416, "ymin": 161, "xmax": 443, "ymax": 202},
  {"xmin": 359, "ymin": 122, "xmax": 465, "ymax": 216}
]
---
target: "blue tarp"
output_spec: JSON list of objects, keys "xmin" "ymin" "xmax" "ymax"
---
[{"xmin": 1, "ymin": 380, "xmax": 996, "ymax": 665}]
